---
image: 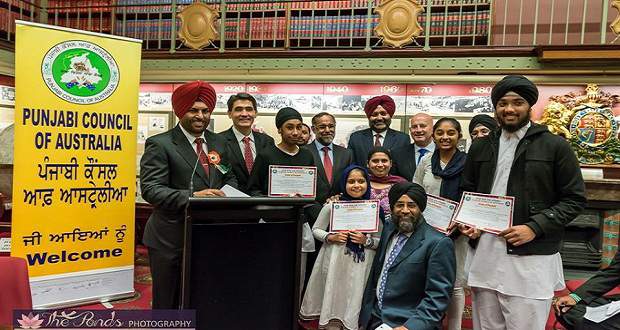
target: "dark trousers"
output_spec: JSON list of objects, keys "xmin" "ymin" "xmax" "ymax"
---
[
  {"xmin": 557, "ymin": 298, "xmax": 620, "ymax": 330},
  {"xmin": 148, "ymin": 246, "xmax": 182, "ymax": 309}
]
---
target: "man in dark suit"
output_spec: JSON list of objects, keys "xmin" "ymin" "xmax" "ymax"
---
[
  {"xmin": 359, "ymin": 182, "xmax": 455, "ymax": 330},
  {"xmin": 140, "ymin": 81, "xmax": 237, "ymax": 309},
  {"xmin": 218, "ymin": 93, "xmax": 274, "ymax": 194},
  {"xmin": 306, "ymin": 112, "xmax": 353, "ymax": 205},
  {"xmin": 554, "ymin": 250, "xmax": 620, "ymax": 330},
  {"xmin": 391, "ymin": 113, "xmax": 435, "ymax": 181},
  {"xmin": 347, "ymin": 95, "xmax": 410, "ymax": 167}
]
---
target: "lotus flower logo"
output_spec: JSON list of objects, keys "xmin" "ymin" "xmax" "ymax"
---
[{"xmin": 17, "ymin": 312, "xmax": 44, "ymax": 329}]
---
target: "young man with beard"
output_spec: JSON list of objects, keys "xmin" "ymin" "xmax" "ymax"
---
[
  {"xmin": 140, "ymin": 81, "xmax": 237, "ymax": 309},
  {"xmin": 391, "ymin": 113, "xmax": 435, "ymax": 181},
  {"xmin": 460, "ymin": 75, "xmax": 587, "ymax": 329},
  {"xmin": 219, "ymin": 93, "xmax": 275, "ymax": 194},
  {"xmin": 348, "ymin": 95, "xmax": 410, "ymax": 167},
  {"xmin": 359, "ymin": 182, "xmax": 456, "ymax": 330}
]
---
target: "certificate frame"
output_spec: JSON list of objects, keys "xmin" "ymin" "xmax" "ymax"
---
[
  {"xmin": 452, "ymin": 191, "xmax": 515, "ymax": 234},
  {"xmin": 267, "ymin": 165, "xmax": 317, "ymax": 198},
  {"xmin": 423, "ymin": 194, "xmax": 459, "ymax": 235},
  {"xmin": 329, "ymin": 200, "xmax": 380, "ymax": 233}
]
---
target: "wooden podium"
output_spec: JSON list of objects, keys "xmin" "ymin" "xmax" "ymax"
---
[{"xmin": 181, "ymin": 197, "xmax": 312, "ymax": 330}]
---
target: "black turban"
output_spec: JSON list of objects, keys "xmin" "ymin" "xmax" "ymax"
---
[
  {"xmin": 491, "ymin": 75, "xmax": 539, "ymax": 108},
  {"xmin": 468, "ymin": 114, "xmax": 498, "ymax": 134},
  {"xmin": 275, "ymin": 107, "xmax": 303, "ymax": 128},
  {"xmin": 388, "ymin": 182, "xmax": 427, "ymax": 212}
]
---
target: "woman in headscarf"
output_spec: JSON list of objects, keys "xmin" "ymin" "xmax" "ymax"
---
[
  {"xmin": 367, "ymin": 146, "xmax": 407, "ymax": 217},
  {"xmin": 468, "ymin": 114, "xmax": 498, "ymax": 140},
  {"xmin": 300, "ymin": 165, "xmax": 384, "ymax": 330},
  {"xmin": 413, "ymin": 117, "xmax": 467, "ymax": 330}
]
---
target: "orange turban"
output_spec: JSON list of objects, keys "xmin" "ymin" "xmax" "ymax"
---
[
  {"xmin": 171, "ymin": 81, "xmax": 217, "ymax": 118},
  {"xmin": 364, "ymin": 95, "xmax": 396, "ymax": 118}
]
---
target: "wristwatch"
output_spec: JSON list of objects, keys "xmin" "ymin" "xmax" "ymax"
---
[{"xmin": 365, "ymin": 235, "xmax": 373, "ymax": 248}]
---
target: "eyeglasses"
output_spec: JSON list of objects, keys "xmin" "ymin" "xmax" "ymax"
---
[{"xmin": 315, "ymin": 125, "xmax": 335, "ymax": 130}]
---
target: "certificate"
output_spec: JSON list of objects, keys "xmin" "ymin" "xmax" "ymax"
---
[
  {"xmin": 423, "ymin": 194, "xmax": 458, "ymax": 235},
  {"xmin": 330, "ymin": 200, "xmax": 380, "ymax": 232},
  {"xmin": 268, "ymin": 165, "xmax": 317, "ymax": 198},
  {"xmin": 452, "ymin": 192, "xmax": 514, "ymax": 234}
]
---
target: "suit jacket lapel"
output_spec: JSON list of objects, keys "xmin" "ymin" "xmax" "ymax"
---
[
  {"xmin": 390, "ymin": 224, "xmax": 426, "ymax": 269},
  {"xmin": 407, "ymin": 144, "xmax": 417, "ymax": 177},
  {"xmin": 308, "ymin": 143, "xmax": 329, "ymax": 183},
  {"xmin": 225, "ymin": 128, "xmax": 248, "ymax": 176},
  {"xmin": 384, "ymin": 129, "xmax": 395, "ymax": 149},
  {"xmin": 172, "ymin": 126, "xmax": 209, "ymax": 186}
]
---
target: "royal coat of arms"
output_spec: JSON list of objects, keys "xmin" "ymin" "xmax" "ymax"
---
[{"xmin": 538, "ymin": 84, "xmax": 620, "ymax": 164}]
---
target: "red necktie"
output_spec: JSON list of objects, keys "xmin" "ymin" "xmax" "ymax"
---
[
  {"xmin": 194, "ymin": 137, "xmax": 209, "ymax": 178},
  {"xmin": 242, "ymin": 136, "xmax": 254, "ymax": 173},
  {"xmin": 374, "ymin": 133, "xmax": 382, "ymax": 147},
  {"xmin": 322, "ymin": 146, "xmax": 333, "ymax": 184}
]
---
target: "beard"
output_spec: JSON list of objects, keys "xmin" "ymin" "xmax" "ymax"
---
[
  {"xmin": 498, "ymin": 112, "xmax": 530, "ymax": 133},
  {"xmin": 392, "ymin": 212, "xmax": 421, "ymax": 233}
]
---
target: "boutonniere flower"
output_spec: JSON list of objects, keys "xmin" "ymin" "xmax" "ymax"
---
[
  {"xmin": 207, "ymin": 150, "xmax": 230, "ymax": 174},
  {"xmin": 207, "ymin": 151, "xmax": 221, "ymax": 165}
]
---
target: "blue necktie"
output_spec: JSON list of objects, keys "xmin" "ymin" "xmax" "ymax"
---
[
  {"xmin": 378, "ymin": 233, "xmax": 408, "ymax": 309},
  {"xmin": 417, "ymin": 148, "xmax": 428, "ymax": 165}
]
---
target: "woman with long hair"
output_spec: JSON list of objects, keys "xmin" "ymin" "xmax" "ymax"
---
[{"xmin": 413, "ymin": 117, "xmax": 467, "ymax": 330}]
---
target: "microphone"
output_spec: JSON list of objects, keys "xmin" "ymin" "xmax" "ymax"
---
[{"xmin": 189, "ymin": 145, "xmax": 204, "ymax": 197}]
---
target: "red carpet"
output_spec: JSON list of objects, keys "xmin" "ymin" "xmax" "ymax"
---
[
  {"xmin": 73, "ymin": 245, "xmax": 573, "ymax": 329},
  {"xmin": 300, "ymin": 286, "xmax": 572, "ymax": 330}
]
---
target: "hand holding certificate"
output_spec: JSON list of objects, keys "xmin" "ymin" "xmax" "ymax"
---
[
  {"xmin": 452, "ymin": 192, "xmax": 514, "ymax": 234},
  {"xmin": 423, "ymin": 194, "xmax": 458, "ymax": 235},
  {"xmin": 268, "ymin": 165, "xmax": 317, "ymax": 198},
  {"xmin": 330, "ymin": 200, "xmax": 380, "ymax": 232}
]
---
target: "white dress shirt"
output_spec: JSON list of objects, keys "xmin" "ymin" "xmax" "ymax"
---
[
  {"xmin": 232, "ymin": 126, "xmax": 256, "ymax": 160},
  {"xmin": 314, "ymin": 140, "xmax": 334, "ymax": 164},
  {"xmin": 372, "ymin": 130, "xmax": 387, "ymax": 146},
  {"xmin": 179, "ymin": 124, "xmax": 207, "ymax": 155},
  {"xmin": 414, "ymin": 141, "xmax": 435, "ymax": 166},
  {"xmin": 466, "ymin": 122, "xmax": 565, "ymax": 299}
]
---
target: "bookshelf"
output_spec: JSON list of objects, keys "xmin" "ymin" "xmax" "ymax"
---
[
  {"xmin": 0, "ymin": 0, "xmax": 38, "ymax": 40},
  {"xmin": 47, "ymin": 0, "xmax": 114, "ymax": 34},
  {"xmin": 43, "ymin": 0, "xmax": 492, "ymax": 50}
]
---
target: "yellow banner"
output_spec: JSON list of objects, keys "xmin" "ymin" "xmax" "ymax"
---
[{"xmin": 11, "ymin": 21, "xmax": 141, "ymax": 299}]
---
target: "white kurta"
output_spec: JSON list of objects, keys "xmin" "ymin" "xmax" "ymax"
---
[
  {"xmin": 300, "ymin": 203, "xmax": 382, "ymax": 330},
  {"xmin": 466, "ymin": 122, "xmax": 565, "ymax": 300}
]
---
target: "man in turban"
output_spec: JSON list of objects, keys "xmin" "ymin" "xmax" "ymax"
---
[
  {"xmin": 347, "ymin": 95, "xmax": 410, "ymax": 167},
  {"xmin": 360, "ymin": 182, "xmax": 455, "ymax": 330},
  {"xmin": 460, "ymin": 75, "xmax": 586, "ymax": 329},
  {"xmin": 140, "ymin": 80, "xmax": 237, "ymax": 309},
  {"xmin": 468, "ymin": 113, "xmax": 498, "ymax": 140}
]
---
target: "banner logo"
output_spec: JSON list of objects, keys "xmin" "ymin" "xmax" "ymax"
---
[{"xmin": 41, "ymin": 40, "xmax": 119, "ymax": 104}]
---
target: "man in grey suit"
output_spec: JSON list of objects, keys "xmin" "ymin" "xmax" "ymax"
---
[
  {"xmin": 218, "ymin": 93, "xmax": 274, "ymax": 194},
  {"xmin": 360, "ymin": 182, "xmax": 455, "ymax": 330},
  {"xmin": 347, "ymin": 95, "xmax": 410, "ymax": 167},
  {"xmin": 140, "ymin": 81, "xmax": 237, "ymax": 309}
]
